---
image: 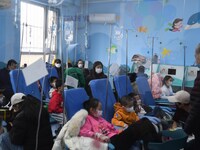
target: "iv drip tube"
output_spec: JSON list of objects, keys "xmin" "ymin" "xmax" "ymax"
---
[{"xmin": 105, "ymin": 24, "xmax": 112, "ymax": 119}]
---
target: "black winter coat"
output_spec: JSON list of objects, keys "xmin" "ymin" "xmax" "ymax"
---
[
  {"xmin": 9, "ymin": 95, "xmax": 53, "ymax": 150},
  {"xmin": 185, "ymin": 71, "xmax": 200, "ymax": 135}
]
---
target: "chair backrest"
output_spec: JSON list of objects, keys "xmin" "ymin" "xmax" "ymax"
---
[
  {"xmin": 40, "ymin": 67, "xmax": 58, "ymax": 99},
  {"xmin": 148, "ymin": 129, "xmax": 188, "ymax": 150},
  {"xmin": 64, "ymin": 88, "xmax": 89, "ymax": 120},
  {"xmin": 9, "ymin": 69, "xmax": 41, "ymax": 100},
  {"xmin": 113, "ymin": 75, "xmax": 133, "ymax": 99},
  {"xmin": 136, "ymin": 76, "xmax": 155, "ymax": 106},
  {"xmin": 89, "ymin": 78, "xmax": 116, "ymax": 122}
]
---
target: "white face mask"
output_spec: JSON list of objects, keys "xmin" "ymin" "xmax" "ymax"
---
[
  {"xmin": 78, "ymin": 64, "xmax": 83, "ymax": 68},
  {"xmin": 55, "ymin": 63, "xmax": 61, "ymax": 68},
  {"xmin": 94, "ymin": 110, "xmax": 103, "ymax": 117},
  {"xmin": 52, "ymin": 82, "xmax": 56, "ymax": 88},
  {"xmin": 168, "ymin": 81, "xmax": 172, "ymax": 86},
  {"xmin": 95, "ymin": 68, "xmax": 102, "ymax": 74},
  {"xmin": 125, "ymin": 107, "xmax": 134, "ymax": 113}
]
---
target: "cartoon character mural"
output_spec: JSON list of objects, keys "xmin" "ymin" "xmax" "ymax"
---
[
  {"xmin": 166, "ymin": 18, "xmax": 183, "ymax": 32},
  {"xmin": 185, "ymin": 12, "xmax": 200, "ymax": 30}
]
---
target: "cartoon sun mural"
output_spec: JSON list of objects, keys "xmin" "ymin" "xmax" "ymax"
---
[{"xmin": 161, "ymin": 48, "xmax": 171, "ymax": 58}]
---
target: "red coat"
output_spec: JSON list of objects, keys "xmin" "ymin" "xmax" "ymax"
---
[{"xmin": 48, "ymin": 90, "xmax": 63, "ymax": 113}]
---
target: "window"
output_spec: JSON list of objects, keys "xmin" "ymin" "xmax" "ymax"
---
[{"xmin": 20, "ymin": 1, "xmax": 58, "ymax": 66}]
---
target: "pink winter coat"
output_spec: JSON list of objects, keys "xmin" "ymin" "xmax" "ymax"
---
[
  {"xmin": 79, "ymin": 115, "xmax": 119, "ymax": 139},
  {"xmin": 148, "ymin": 73, "xmax": 163, "ymax": 99}
]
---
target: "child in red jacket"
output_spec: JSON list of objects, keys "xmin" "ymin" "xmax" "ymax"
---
[{"xmin": 48, "ymin": 79, "xmax": 65, "ymax": 125}]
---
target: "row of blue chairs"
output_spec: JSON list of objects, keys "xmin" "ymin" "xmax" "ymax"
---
[
  {"xmin": 9, "ymin": 67, "xmax": 58, "ymax": 101},
  {"xmin": 63, "ymin": 77, "xmax": 187, "ymax": 150}
]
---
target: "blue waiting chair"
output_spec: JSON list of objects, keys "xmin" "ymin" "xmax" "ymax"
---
[
  {"xmin": 89, "ymin": 78, "xmax": 116, "ymax": 122},
  {"xmin": 148, "ymin": 129, "xmax": 188, "ymax": 150},
  {"xmin": 136, "ymin": 76, "xmax": 174, "ymax": 113},
  {"xmin": 40, "ymin": 67, "xmax": 58, "ymax": 100},
  {"xmin": 113, "ymin": 75, "xmax": 133, "ymax": 99},
  {"xmin": 9, "ymin": 69, "xmax": 41, "ymax": 100},
  {"xmin": 113, "ymin": 75, "xmax": 161, "ymax": 124},
  {"xmin": 64, "ymin": 88, "xmax": 89, "ymax": 120},
  {"xmin": 63, "ymin": 88, "xmax": 115, "ymax": 150}
]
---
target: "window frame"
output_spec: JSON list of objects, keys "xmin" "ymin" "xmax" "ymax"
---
[{"xmin": 20, "ymin": 0, "xmax": 59, "ymax": 55}]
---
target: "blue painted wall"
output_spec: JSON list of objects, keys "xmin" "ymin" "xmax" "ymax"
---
[
  {"xmin": 76, "ymin": 0, "xmax": 200, "ymax": 68},
  {"xmin": 0, "ymin": 0, "xmax": 81, "ymax": 65},
  {"xmin": 1, "ymin": 0, "xmax": 200, "ymax": 68},
  {"xmin": 0, "ymin": 0, "xmax": 20, "ymax": 64}
]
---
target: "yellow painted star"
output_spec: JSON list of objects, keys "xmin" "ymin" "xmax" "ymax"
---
[{"xmin": 161, "ymin": 48, "xmax": 171, "ymax": 58}]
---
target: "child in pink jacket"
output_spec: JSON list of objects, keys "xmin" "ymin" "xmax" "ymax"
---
[{"xmin": 79, "ymin": 98, "xmax": 161, "ymax": 150}]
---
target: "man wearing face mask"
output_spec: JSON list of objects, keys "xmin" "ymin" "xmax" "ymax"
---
[
  {"xmin": 0, "ymin": 59, "xmax": 17, "ymax": 103},
  {"xmin": 112, "ymin": 95, "xmax": 139, "ymax": 130},
  {"xmin": 1, "ymin": 93, "xmax": 53, "ymax": 150},
  {"xmin": 85, "ymin": 61, "xmax": 107, "ymax": 96}
]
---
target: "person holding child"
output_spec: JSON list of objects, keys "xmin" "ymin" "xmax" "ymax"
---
[{"xmin": 79, "ymin": 98, "xmax": 161, "ymax": 150}]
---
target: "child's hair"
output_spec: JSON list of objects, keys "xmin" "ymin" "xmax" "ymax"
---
[
  {"xmin": 120, "ymin": 95, "xmax": 134, "ymax": 107},
  {"xmin": 163, "ymin": 75, "xmax": 173, "ymax": 86},
  {"xmin": 49, "ymin": 76, "xmax": 58, "ymax": 84},
  {"xmin": 83, "ymin": 98, "xmax": 100, "ymax": 113},
  {"xmin": 128, "ymin": 92, "xmax": 137, "ymax": 98},
  {"xmin": 55, "ymin": 79, "xmax": 62, "ymax": 89}
]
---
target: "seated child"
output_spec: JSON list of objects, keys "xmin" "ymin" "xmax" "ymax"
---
[
  {"xmin": 49, "ymin": 76, "xmax": 58, "ymax": 98},
  {"xmin": 79, "ymin": 98, "xmax": 161, "ymax": 150},
  {"xmin": 112, "ymin": 95, "xmax": 139, "ymax": 129},
  {"xmin": 48, "ymin": 79, "xmax": 65, "ymax": 132}
]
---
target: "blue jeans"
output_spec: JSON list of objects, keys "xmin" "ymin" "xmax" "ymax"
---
[{"xmin": 0, "ymin": 132, "xmax": 23, "ymax": 150}]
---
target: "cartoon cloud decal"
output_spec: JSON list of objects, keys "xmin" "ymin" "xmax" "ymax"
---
[{"xmin": 185, "ymin": 12, "xmax": 200, "ymax": 30}]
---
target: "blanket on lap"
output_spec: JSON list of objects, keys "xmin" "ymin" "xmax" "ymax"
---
[{"xmin": 52, "ymin": 109, "xmax": 108, "ymax": 150}]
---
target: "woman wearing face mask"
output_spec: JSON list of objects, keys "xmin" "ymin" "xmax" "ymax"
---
[
  {"xmin": 85, "ymin": 61, "xmax": 107, "ymax": 96},
  {"xmin": 161, "ymin": 75, "xmax": 174, "ymax": 99},
  {"xmin": 79, "ymin": 98, "xmax": 161, "ymax": 150},
  {"xmin": 54, "ymin": 59, "xmax": 62, "ymax": 80},
  {"xmin": 76, "ymin": 59, "xmax": 90, "ymax": 81}
]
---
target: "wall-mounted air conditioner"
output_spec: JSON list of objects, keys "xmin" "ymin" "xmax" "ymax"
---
[{"xmin": 89, "ymin": 13, "xmax": 117, "ymax": 24}]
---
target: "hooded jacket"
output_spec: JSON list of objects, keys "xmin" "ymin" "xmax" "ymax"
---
[
  {"xmin": 111, "ymin": 102, "xmax": 139, "ymax": 127},
  {"xmin": 48, "ymin": 90, "xmax": 63, "ymax": 113}
]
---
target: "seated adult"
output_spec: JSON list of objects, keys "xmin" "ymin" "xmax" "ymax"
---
[
  {"xmin": 168, "ymin": 90, "xmax": 190, "ymax": 129},
  {"xmin": 64, "ymin": 63, "xmax": 85, "ymax": 88},
  {"xmin": 1, "ymin": 93, "xmax": 53, "ymax": 150},
  {"xmin": 161, "ymin": 75, "xmax": 174, "ymax": 99},
  {"xmin": 148, "ymin": 73, "xmax": 163, "ymax": 99},
  {"xmin": 0, "ymin": 59, "xmax": 17, "ymax": 103},
  {"xmin": 76, "ymin": 59, "xmax": 90, "ymax": 80},
  {"xmin": 137, "ymin": 65, "xmax": 148, "ymax": 78},
  {"xmin": 54, "ymin": 59, "xmax": 62, "ymax": 80},
  {"xmin": 85, "ymin": 61, "xmax": 107, "ymax": 96}
]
